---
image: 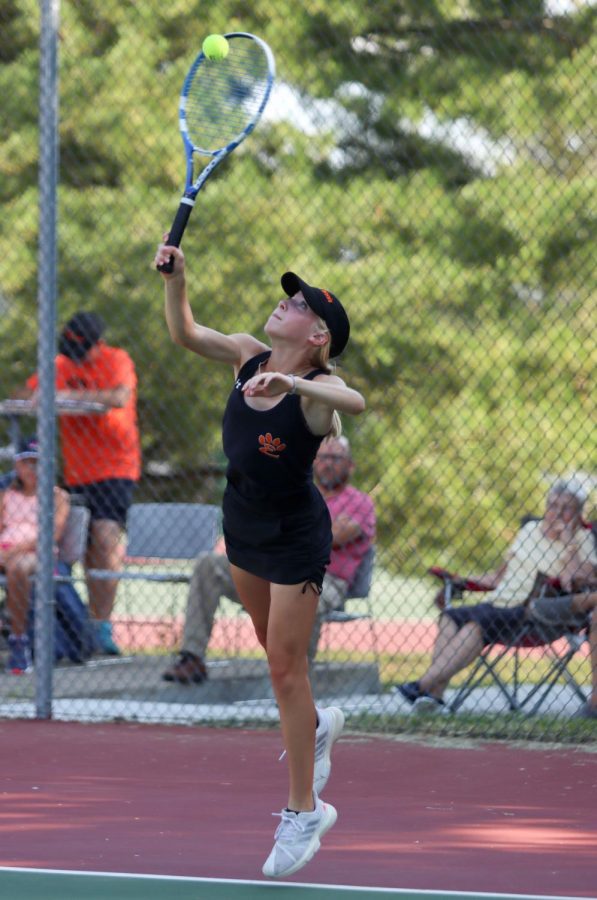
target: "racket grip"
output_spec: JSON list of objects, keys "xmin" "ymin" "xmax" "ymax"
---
[{"xmin": 157, "ymin": 199, "xmax": 194, "ymax": 273}]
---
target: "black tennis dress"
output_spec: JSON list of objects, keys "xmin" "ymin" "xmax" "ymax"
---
[{"xmin": 221, "ymin": 351, "xmax": 332, "ymax": 588}]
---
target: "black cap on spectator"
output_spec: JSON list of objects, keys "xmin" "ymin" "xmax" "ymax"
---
[{"xmin": 59, "ymin": 311, "xmax": 105, "ymax": 362}]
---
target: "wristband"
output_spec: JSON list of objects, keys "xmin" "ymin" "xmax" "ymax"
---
[{"xmin": 289, "ymin": 374, "xmax": 297, "ymax": 394}]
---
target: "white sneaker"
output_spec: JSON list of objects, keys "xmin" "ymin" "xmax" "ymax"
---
[
  {"xmin": 413, "ymin": 694, "xmax": 447, "ymax": 714},
  {"xmin": 262, "ymin": 793, "xmax": 337, "ymax": 878},
  {"xmin": 314, "ymin": 706, "xmax": 344, "ymax": 795}
]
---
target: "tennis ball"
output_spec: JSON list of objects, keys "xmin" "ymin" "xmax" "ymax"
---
[{"xmin": 202, "ymin": 34, "xmax": 229, "ymax": 61}]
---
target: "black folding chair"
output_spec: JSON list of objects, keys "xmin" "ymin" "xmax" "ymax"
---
[
  {"xmin": 428, "ymin": 520, "xmax": 594, "ymax": 716},
  {"xmin": 319, "ymin": 546, "xmax": 380, "ymax": 677},
  {"xmin": 429, "ymin": 566, "xmax": 590, "ymax": 714},
  {"xmin": 323, "ymin": 546, "xmax": 376, "ymax": 622}
]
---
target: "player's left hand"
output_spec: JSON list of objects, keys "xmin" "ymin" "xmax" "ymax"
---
[{"xmin": 242, "ymin": 372, "xmax": 294, "ymax": 398}]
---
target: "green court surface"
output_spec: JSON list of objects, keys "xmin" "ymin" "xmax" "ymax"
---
[{"xmin": 0, "ymin": 870, "xmax": 591, "ymax": 900}]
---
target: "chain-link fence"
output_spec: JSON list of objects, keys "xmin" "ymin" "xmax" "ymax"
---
[{"xmin": 0, "ymin": 1, "xmax": 595, "ymax": 742}]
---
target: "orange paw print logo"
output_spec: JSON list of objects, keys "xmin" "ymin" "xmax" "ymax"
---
[{"xmin": 258, "ymin": 433, "xmax": 287, "ymax": 458}]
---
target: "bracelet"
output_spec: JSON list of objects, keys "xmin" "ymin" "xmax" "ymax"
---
[{"xmin": 289, "ymin": 374, "xmax": 297, "ymax": 394}]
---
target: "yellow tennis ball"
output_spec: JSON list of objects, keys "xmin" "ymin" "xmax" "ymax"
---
[{"xmin": 202, "ymin": 34, "xmax": 229, "ymax": 61}]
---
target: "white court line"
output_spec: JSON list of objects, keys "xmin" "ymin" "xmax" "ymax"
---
[{"xmin": 0, "ymin": 867, "xmax": 595, "ymax": 899}]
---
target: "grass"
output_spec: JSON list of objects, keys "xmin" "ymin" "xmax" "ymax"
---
[{"xmin": 345, "ymin": 709, "xmax": 597, "ymax": 745}]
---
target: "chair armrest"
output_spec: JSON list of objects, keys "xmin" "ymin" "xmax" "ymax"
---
[
  {"xmin": 428, "ymin": 566, "xmax": 493, "ymax": 611},
  {"xmin": 87, "ymin": 568, "xmax": 191, "ymax": 583},
  {"xmin": 428, "ymin": 567, "xmax": 493, "ymax": 592}
]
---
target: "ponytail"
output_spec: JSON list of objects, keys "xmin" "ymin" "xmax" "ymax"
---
[{"xmin": 310, "ymin": 321, "xmax": 342, "ymax": 438}]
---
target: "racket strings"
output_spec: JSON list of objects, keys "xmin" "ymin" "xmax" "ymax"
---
[{"xmin": 184, "ymin": 40, "xmax": 271, "ymax": 153}]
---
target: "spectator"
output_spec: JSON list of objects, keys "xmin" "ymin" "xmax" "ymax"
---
[
  {"xmin": 19, "ymin": 312, "xmax": 141, "ymax": 655},
  {"xmin": 162, "ymin": 436, "xmax": 376, "ymax": 684},
  {"xmin": 395, "ymin": 478, "xmax": 597, "ymax": 712},
  {"xmin": 0, "ymin": 437, "xmax": 70, "ymax": 673}
]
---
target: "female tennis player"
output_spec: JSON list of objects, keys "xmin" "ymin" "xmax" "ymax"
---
[{"xmin": 155, "ymin": 238, "xmax": 365, "ymax": 877}]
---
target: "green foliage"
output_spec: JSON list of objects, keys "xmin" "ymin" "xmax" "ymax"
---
[{"xmin": 0, "ymin": 0, "xmax": 594, "ymax": 580}]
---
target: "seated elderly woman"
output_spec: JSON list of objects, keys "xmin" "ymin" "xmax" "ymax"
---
[
  {"xmin": 0, "ymin": 437, "xmax": 70, "ymax": 674},
  {"xmin": 395, "ymin": 478, "xmax": 597, "ymax": 717}
]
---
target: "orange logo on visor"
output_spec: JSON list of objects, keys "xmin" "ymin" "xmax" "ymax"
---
[{"xmin": 322, "ymin": 290, "xmax": 334, "ymax": 303}]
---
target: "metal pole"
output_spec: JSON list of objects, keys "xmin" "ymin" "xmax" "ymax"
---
[{"xmin": 35, "ymin": 0, "xmax": 60, "ymax": 718}]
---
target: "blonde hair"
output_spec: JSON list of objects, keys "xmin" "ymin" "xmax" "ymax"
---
[{"xmin": 310, "ymin": 319, "xmax": 342, "ymax": 438}]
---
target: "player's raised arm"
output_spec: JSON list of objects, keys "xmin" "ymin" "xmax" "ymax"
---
[{"xmin": 155, "ymin": 241, "xmax": 264, "ymax": 366}]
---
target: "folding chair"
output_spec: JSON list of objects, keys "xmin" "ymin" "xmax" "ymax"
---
[
  {"xmin": 56, "ymin": 504, "xmax": 91, "ymax": 574},
  {"xmin": 323, "ymin": 546, "xmax": 376, "ymax": 623},
  {"xmin": 320, "ymin": 546, "xmax": 380, "ymax": 673},
  {"xmin": 85, "ymin": 502, "xmax": 221, "ymax": 650},
  {"xmin": 88, "ymin": 502, "xmax": 221, "ymax": 583},
  {"xmin": 428, "ymin": 565, "xmax": 590, "ymax": 716}
]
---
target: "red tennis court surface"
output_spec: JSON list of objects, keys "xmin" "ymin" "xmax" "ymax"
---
[{"xmin": 0, "ymin": 719, "xmax": 595, "ymax": 896}]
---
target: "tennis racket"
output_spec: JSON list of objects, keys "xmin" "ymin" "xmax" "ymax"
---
[{"xmin": 157, "ymin": 32, "xmax": 276, "ymax": 273}]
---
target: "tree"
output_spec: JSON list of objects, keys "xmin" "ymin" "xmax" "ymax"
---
[{"xmin": 0, "ymin": 0, "xmax": 594, "ymax": 577}]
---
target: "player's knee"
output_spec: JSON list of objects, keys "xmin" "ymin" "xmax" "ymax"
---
[{"xmin": 267, "ymin": 645, "xmax": 307, "ymax": 690}]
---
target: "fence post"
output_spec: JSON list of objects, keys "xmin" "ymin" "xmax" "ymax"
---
[{"xmin": 34, "ymin": 0, "xmax": 61, "ymax": 719}]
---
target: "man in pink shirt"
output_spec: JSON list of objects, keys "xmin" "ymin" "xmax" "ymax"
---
[{"xmin": 163, "ymin": 437, "xmax": 376, "ymax": 684}]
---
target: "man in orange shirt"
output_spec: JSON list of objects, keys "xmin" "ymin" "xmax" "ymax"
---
[{"xmin": 22, "ymin": 312, "xmax": 141, "ymax": 655}]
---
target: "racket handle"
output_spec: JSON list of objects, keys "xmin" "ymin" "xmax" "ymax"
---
[{"xmin": 157, "ymin": 199, "xmax": 194, "ymax": 273}]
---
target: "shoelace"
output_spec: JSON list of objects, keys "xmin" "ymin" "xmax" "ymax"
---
[{"xmin": 272, "ymin": 810, "xmax": 306, "ymax": 840}]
